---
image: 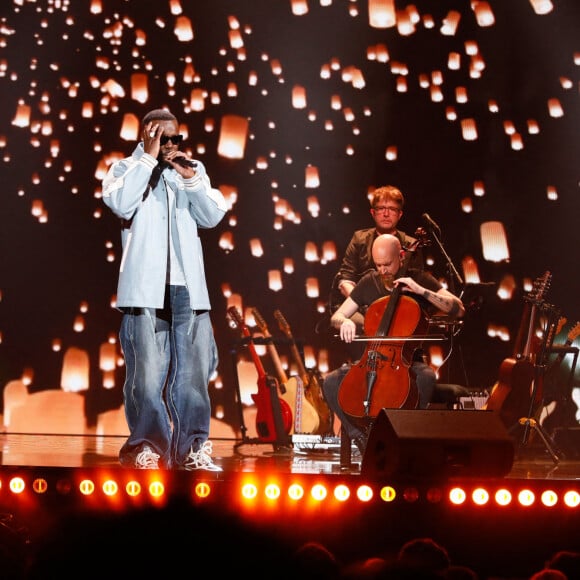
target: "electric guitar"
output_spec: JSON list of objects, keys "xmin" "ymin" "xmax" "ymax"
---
[
  {"xmin": 274, "ymin": 309, "xmax": 335, "ymax": 435},
  {"xmin": 227, "ymin": 306, "xmax": 292, "ymax": 445},
  {"xmin": 252, "ymin": 307, "xmax": 320, "ymax": 434}
]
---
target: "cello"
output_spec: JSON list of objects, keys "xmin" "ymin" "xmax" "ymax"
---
[{"xmin": 337, "ymin": 230, "xmax": 429, "ymax": 422}]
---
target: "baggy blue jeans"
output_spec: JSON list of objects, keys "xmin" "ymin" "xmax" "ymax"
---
[{"xmin": 118, "ymin": 285, "xmax": 218, "ymax": 468}]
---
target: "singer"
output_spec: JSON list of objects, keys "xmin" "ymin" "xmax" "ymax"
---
[{"xmin": 102, "ymin": 108, "xmax": 228, "ymax": 472}]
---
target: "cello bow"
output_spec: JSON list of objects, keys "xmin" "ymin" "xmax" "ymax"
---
[{"xmin": 338, "ymin": 228, "xmax": 430, "ymax": 419}]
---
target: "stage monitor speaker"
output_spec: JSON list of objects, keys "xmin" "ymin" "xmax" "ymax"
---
[{"xmin": 361, "ymin": 409, "xmax": 515, "ymax": 480}]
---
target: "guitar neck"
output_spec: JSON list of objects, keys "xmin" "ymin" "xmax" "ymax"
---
[
  {"xmin": 288, "ymin": 340, "xmax": 308, "ymax": 381},
  {"xmin": 246, "ymin": 339, "xmax": 267, "ymax": 379},
  {"xmin": 251, "ymin": 308, "xmax": 288, "ymax": 383},
  {"xmin": 274, "ymin": 310, "xmax": 309, "ymax": 381},
  {"xmin": 228, "ymin": 307, "xmax": 267, "ymax": 379},
  {"xmin": 265, "ymin": 341, "xmax": 289, "ymax": 384}
]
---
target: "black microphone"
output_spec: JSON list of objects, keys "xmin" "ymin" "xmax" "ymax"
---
[
  {"xmin": 172, "ymin": 157, "xmax": 197, "ymax": 169},
  {"xmin": 422, "ymin": 213, "xmax": 441, "ymax": 234}
]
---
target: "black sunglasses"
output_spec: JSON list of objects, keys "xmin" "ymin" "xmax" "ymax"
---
[{"xmin": 159, "ymin": 134, "xmax": 184, "ymax": 145}]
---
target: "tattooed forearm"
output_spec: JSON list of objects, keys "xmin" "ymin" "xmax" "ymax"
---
[{"xmin": 423, "ymin": 289, "xmax": 454, "ymax": 313}]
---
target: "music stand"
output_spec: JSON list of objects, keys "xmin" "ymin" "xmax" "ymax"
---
[
  {"xmin": 459, "ymin": 282, "xmax": 497, "ymax": 315},
  {"xmin": 433, "ymin": 282, "xmax": 495, "ymax": 386}
]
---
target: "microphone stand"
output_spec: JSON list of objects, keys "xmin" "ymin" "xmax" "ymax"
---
[
  {"xmin": 427, "ymin": 225, "xmax": 464, "ymax": 384},
  {"xmin": 427, "ymin": 226, "xmax": 463, "ymax": 294}
]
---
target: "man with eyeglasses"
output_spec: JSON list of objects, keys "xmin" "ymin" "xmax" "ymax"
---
[
  {"xmin": 324, "ymin": 185, "xmax": 424, "ymax": 360},
  {"xmin": 102, "ymin": 108, "xmax": 228, "ymax": 472}
]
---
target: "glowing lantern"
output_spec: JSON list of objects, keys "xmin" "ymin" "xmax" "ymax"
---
[
  {"xmin": 99, "ymin": 342, "xmax": 117, "ymax": 372},
  {"xmin": 131, "ymin": 73, "xmax": 148, "ymax": 104},
  {"xmin": 217, "ymin": 115, "xmax": 248, "ymax": 159},
  {"xmin": 529, "ymin": 0, "xmax": 553, "ymax": 15},
  {"xmin": 12, "ymin": 103, "xmax": 31, "ymax": 127},
  {"xmin": 473, "ymin": 2, "xmax": 495, "ymax": 26},
  {"xmin": 461, "ymin": 118, "xmax": 478, "ymax": 140},
  {"xmin": 290, "ymin": 0, "xmax": 309, "ymax": 15},
  {"xmin": 480, "ymin": 221, "xmax": 510, "ymax": 262},
  {"xmin": 120, "ymin": 113, "xmax": 139, "ymax": 141},
  {"xmin": 441, "ymin": 11, "xmax": 461, "ymax": 35},
  {"xmin": 292, "ymin": 85, "xmax": 307, "ymax": 109},
  {"xmin": 249, "ymin": 239, "xmax": 264, "ymax": 257},
  {"xmin": 461, "ymin": 256, "xmax": 480, "ymax": 284},
  {"xmin": 174, "ymin": 16, "xmax": 193, "ymax": 41},
  {"xmin": 306, "ymin": 278, "xmax": 319, "ymax": 298},
  {"xmin": 305, "ymin": 242, "xmax": 319, "ymax": 262},
  {"xmin": 368, "ymin": 0, "xmax": 396, "ymax": 28},
  {"xmin": 190, "ymin": 88, "xmax": 205, "ymax": 111},
  {"xmin": 61, "ymin": 347, "xmax": 89, "ymax": 392},
  {"xmin": 268, "ymin": 271, "xmax": 283, "ymax": 292},
  {"xmin": 305, "ymin": 165, "xmax": 320, "ymax": 188}
]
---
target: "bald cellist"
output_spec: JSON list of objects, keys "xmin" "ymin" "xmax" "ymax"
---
[{"xmin": 322, "ymin": 234, "xmax": 465, "ymax": 457}]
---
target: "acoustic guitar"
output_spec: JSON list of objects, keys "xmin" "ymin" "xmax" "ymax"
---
[
  {"xmin": 484, "ymin": 271, "xmax": 552, "ymax": 428},
  {"xmin": 252, "ymin": 307, "xmax": 320, "ymax": 435},
  {"xmin": 274, "ymin": 309, "xmax": 335, "ymax": 436},
  {"xmin": 227, "ymin": 306, "xmax": 292, "ymax": 445}
]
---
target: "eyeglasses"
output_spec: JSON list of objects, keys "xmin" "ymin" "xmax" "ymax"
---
[
  {"xmin": 373, "ymin": 205, "xmax": 401, "ymax": 214},
  {"xmin": 159, "ymin": 134, "xmax": 184, "ymax": 146}
]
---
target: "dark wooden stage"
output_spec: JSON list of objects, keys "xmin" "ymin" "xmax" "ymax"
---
[
  {"xmin": 1, "ymin": 416, "xmax": 580, "ymax": 579},
  {"xmin": 2, "ymin": 417, "xmax": 578, "ymax": 479}
]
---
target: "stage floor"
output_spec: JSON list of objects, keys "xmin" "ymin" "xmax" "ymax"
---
[{"xmin": 0, "ymin": 428, "xmax": 578, "ymax": 480}]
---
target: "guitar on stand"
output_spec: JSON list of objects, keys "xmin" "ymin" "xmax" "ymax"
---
[
  {"xmin": 251, "ymin": 307, "xmax": 320, "ymax": 435},
  {"xmin": 227, "ymin": 306, "xmax": 292, "ymax": 449},
  {"xmin": 485, "ymin": 271, "xmax": 551, "ymax": 427},
  {"xmin": 274, "ymin": 309, "xmax": 335, "ymax": 436},
  {"xmin": 485, "ymin": 271, "xmax": 563, "ymax": 461}
]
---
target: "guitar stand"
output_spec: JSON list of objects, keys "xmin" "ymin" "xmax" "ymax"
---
[
  {"xmin": 515, "ymin": 357, "xmax": 563, "ymax": 464},
  {"xmin": 230, "ymin": 345, "xmax": 292, "ymax": 454},
  {"xmin": 515, "ymin": 417, "xmax": 561, "ymax": 464}
]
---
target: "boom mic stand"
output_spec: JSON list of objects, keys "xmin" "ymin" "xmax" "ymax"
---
[
  {"xmin": 424, "ymin": 222, "xmax": 464, "ymax": 293},
  {"xmin": 424, "ymin": 221, "xmax": 464, "ymax": 383}
]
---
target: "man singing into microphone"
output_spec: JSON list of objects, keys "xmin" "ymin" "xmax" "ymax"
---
[{"xmin": 102, "ymin": 108, "xmax": 228, "ymax": 471}]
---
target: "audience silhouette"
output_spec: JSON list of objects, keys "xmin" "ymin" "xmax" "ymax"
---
[{"xmin": 0, "ymin": 504, "xmax": 577, "ymax": 580}]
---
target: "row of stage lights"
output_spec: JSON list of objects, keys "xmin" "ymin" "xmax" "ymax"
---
[{"xmin": 1, "ymin": 473, "xmax": 580, "ymax": 512}]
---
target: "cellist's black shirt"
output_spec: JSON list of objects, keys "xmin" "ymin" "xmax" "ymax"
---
[{"xmin": 349, "ymin": 268, "xmax": 441, "ymax": 317}]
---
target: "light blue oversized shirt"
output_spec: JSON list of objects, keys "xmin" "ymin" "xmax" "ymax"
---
[{"xmin": 102, "ymin": 143, "xmax": 227, "ymax": 310}]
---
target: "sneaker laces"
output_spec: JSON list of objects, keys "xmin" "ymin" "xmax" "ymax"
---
[
  {"xmin": 135, "ymin": 446, "xmax": 160, "ymax": 469},
  {"xmin": 185, "ymin": 440, "xmax": 222, "ymax": 471}
]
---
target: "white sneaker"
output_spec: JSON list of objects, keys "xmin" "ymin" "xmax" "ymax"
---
[
  {"xmin": 184, "ymin": 440, "xmax": 222, "ymax": 472},
  {"xmin": 135, "ymin": 446, "xmax": 160, "ymax": 469}
]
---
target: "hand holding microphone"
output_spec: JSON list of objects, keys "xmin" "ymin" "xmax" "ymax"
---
[{"xmin": 172, "ymin": 157, "xmax": 197, "ymax": 169}]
